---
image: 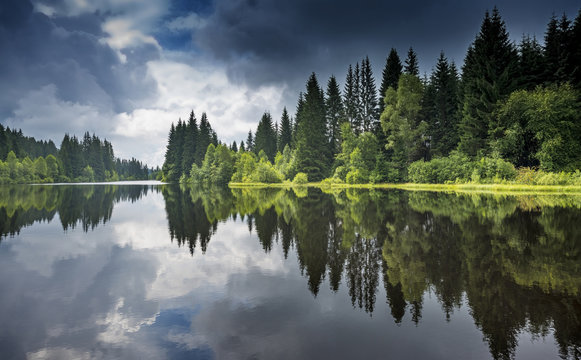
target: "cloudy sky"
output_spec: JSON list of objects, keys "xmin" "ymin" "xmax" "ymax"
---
[{"xmin": 0, "ymin": 0, "xmax": 579, "ymax": 167}]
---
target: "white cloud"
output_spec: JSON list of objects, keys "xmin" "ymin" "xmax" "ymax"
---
[
  {"xmin": 111, "ymin": 57, "xmax": 287, "ymax": 166},
  {"xmin": 102, "ymin": 17, "xmax": 161, "ymax": 52}
]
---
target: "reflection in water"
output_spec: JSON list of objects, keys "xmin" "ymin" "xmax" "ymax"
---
[
  {"xmin": 0, "ymin": 184, "xmax": 157, "ymax": 239},
  {"xmin": 162, "ymin": 186, "xmax": 581, "ymax": 360},
  {"xmin": 1, "ymin": 184, "xmax": 580, "ymax": 359}
]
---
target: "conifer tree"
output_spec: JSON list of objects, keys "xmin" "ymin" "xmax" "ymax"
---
[
  {"xmin": 196, "ymin": 113, "xmax": 212, "ymax": 165},
  {"xmin": 518, "ymin": 35, "xmax": 545, "ymax": 89},
  {"xmin": 278, "ymin": 107, "xmax": 293, "ymax": 152},
  {"xmin": 344, "ymin": 65, "xmax": 358, "ymax": 129},
  {"xmin": 294, "ymin": 73, "xmax": 329, "ymax": 181},
  {"xmin": 254, "ymin": 111, "xmax": 277, "ymax": 161},
  {"xmin": 571, "ymin": 10, "xmax": 581, "ymax": 87},
  {"xmin": 292, "ymin": 93, "xmax": 305, "ymax": 147},
  {"xmin": 182, "ymin": 110, "xmax": 198, "ymax": 173},
  {"xmin": 379, "ymin": 48, "xmax": 403, "ymax": 115},
  {"xmin": 246, "ymin": 130, "xmax": 254, "ymax": 153},
  {"xmin": 404, "ymin": 47, "xmax": 420, "ymax": 76},
  {"xmin": 325, "ymin": 75, "xmax": 345, "ymax": 158},
  {"xmin": 360, "ymin": 56, "xmax": 379, "ymax": 133},
  {"xmin": 352, "ymin": 62, "xmax": 363, "ymax": 134},
  {"xmin": 458, "ymin": 7, "xmax": 519, "ymax": 156},
  {"xmin": 239, "ymin": 140, "xmax": 245, "ymax": 152},
  {"xmin": 424, "ymin": 53, "xmax": 460, "ymax": 157}
]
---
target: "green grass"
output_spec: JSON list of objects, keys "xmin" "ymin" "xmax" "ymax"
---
[{"xmin": 228, "ymin": 181, "xmax": 581, "ymax": 195}]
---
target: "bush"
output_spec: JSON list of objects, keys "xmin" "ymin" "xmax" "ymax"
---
[{"xmin": 293, "ymin": 172, "xmax": 308, "ymax": 184}]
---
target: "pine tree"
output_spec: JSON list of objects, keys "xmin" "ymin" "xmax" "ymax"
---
[
  {"xmin": 360, "ymin": 56, "xmax": 379, "ymax": 133},
  {"xmin": 404, "ymin": 47, "xmax": 419, "ymax": 76},
  {"xmin": 278, "ymin": 107, "xmax": 293, "ymax": 152},
  {"xmin": 231, "ymin": 141, "xmax": 238, "ymax": 152},
  {"xmin": 344, "ymin": 65, "xmax": 358, "ymax": 129},
  {"xmin": 458, "ymin": 7, "xmax": 519, "ymax": 156},
  {"xmin": 379, "ymin": 48, "xmax": 403, "ymax": 115},
  {"xmin": 543, "ymin": 15, "xmax": 572, "ymax": 84},
  {"xmin": 292, "ymin": 93, "xmax": 305, "ymax": 147},
  {"xmin": 352, "ymin": 62, "xmax": 363, "ymax": 134},
  {"xmin": 424, "ymin": 53, "xmax": 460, "ymax": 157},
  {"xmin": 196, "ymin": 113, "xmax": 212, "ymax": 164},
  {"xmin": 294, "ymin": 73, "xmax": 330, "ymax": 181},
  {"xmin": 182, "ymin": 110, "xmax": 199, "ymax": 173},
  {"xmin": 239, "ymin": 141, "xmax": 245, "ymax": 152},
  {"xmin": 325, "ymin": 75, "xmax": 345, "ymax": 159},
  {"xmin": 246, "ymin": 130, "xmax": 254, "ymax": 153},
  {"xmin": 254, "ymin": 111, "xmax": 277, "ymax": 161},
  {"xmin": 570, "ymin": 10, "xmax": 581, "ymax": 87},
  {"xmin": 518, "ymin": 35, "xmax": 545, "ymax": 90}
]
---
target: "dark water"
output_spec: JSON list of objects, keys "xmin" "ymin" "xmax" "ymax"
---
[{"xmin": 0, "ymin": 183, "xmax": 580, "ymax": 360}]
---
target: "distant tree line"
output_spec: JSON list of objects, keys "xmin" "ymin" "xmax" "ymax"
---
[
  {"xmin": 0, "ymin": 126, "xmax": 155, "ymax": 183},
  {"xmin": 161, "ymin": 7, "xmax": 581, "ymax": 185}
]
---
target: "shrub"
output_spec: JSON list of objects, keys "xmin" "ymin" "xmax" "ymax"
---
[{"xmin": 293, "ymin": 172, "xmax": 308, "ymax": 184}]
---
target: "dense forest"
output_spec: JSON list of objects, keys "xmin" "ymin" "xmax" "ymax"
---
[
  {"xmin": 0, "ymin": 125, "xmax": 155, "ymax": 183},
  {"xmin": 162, "ymin": 7, "xmax": 581, "ymax": 186}
]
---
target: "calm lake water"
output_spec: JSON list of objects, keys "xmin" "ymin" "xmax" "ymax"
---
[{"xmin": 0, "ymin": 183, "xmax": 580, "ymax": 359}]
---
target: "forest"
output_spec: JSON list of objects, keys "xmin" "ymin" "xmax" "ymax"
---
[
  {"xmin": 0, "ymin": 125, "xmax": 155, "ymax": 183},
  {"xmin": 162, "ymin": 7, "xmax": 581, "ymax": 186}
]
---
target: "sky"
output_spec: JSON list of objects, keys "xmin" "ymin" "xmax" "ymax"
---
[{"xmin": 0, "ymin": 0, "xmax": 579, "ymax": 167}]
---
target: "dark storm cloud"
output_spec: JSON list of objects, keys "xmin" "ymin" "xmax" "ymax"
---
[
  {"xmin": 195, "ymin": 0, "xmax": 580, "ymax": 92},
  {"xmin": 0, "ymin": 0, "xmax": 158, "ymax": 126}
]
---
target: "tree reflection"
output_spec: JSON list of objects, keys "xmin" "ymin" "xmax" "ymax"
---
[
  {"xmin": 161, "ymin": 185, "xmax": 581, "ymax": 359},
  {"xmin": 0, "ymin": 185, "xmax": 155, "ymax": 239}
]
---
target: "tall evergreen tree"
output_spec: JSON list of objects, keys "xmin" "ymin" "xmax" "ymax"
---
[
  {"xmin": 352, "ymin": 62, "xmax": 363, "ymax": 134},
  {"xmin": 344, "ymin": 65, "xmax": 358, "ymax": 129},
  {"xmin": 292, "ymin": 93, "xmax": 305, "ymax": 147},
  {"xmin": 294, "ymin": 73, "xmax": 330, "ymax": 181},
  {"xmin": 379, "ymin": 48, "xmax": 403, "ymax": 114},
  {"xmin": 254, "ymin": 111, "xmax": 277, "ymax": 161},
  {"xmin": 543, "ymin": 14, "xmax": 572, "ymax": 84},
  {"xmin": 325, "ymin": 75, "xmax": 345, "ymax": 158},
  {"xmin": 196, "ymin": 113, "xmax": 212, "ymax": 164},
  {"xmin": 424, "ymin": 53, "xmax": 460, "ymax": 157},
  {"xmin": 278, "ymin": 107, "xmax": 293, "ymax": 152},
  {"xmin": 404, "ymin": 47, "xmax": 420, "ymax": 76},
  {"xmin": 360, "ymin": 56, "xmax": 379, "ymax": 133},
  {"xmin": 182, "ymin": 110, "xmax": 199, "ymax": 173},
  {"xmin": 246, "ymin": 130, "xmax": 254, "ymax": 153},
  {"xmin": 458, "ymin": 7, "xmax": 519, "ymax": 156},
  {"xmin": 518, "ymin": 35, "xmax": 545, "ymax": 89},
  {"xmin": 570, "ymin": 10, "xmax": 581, "ymax": 87}
]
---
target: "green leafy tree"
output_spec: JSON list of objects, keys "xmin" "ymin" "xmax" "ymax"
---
[{"xmin": 381, "ymin": 74, "xmax": 427, "ymax": 181}]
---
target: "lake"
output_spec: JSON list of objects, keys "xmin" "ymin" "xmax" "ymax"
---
[{"xmin": 0, "ymin": 183, "xmax": 579, "ymax": 359}]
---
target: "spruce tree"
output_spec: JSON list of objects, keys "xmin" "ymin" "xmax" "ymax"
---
[
  {"xmin": 325, "ymin": 75, "xmax": 345, "ymax": 158},
  {"xmin": 254, "ymin": 111, "xmax": 277, "ymax": 161},
  {"xmin": 352, "ymin": 62, "xmax": 363, "ymax": 134},
  {"xmin": 571, "ymin": 10, "xmax": 581, "ymax": 87},
  {"xmin": 425, "ymin": 53, "xmax": 460, "ymax": 157},
  {"xmin": 294, "ymin": 73, "xmax": 330, "ymax": 181},
  {"xmin": 379, "ymin": 48, "xmax": 403, "ymax": 115},
  {"xmin": 518, "ymin": 35, "xmax": 545, "ymax": 90},
  {"xmin": 360, "ymin": 56, "xmax": 379, "ymax": 133},
  {"xmin": 292, "ymin": 93, "xmax": 305, "ymax": 147},
  {"xmin": 543, "ymin": 15, "xmax": 573, "ymax": 84},
  {"xmin": 458, "ymin": 7, "xmax": 519, "ymax": 156},
  {"xmin": 196, "ymin": 113, "xmax": 212, "ymax": 164},
  {"xmin": 278, "ymin": 107, "xmax": 293, "ymax": 152},
  {"xmin": 181, "ymin": 110, "xmax": 199, "ymax": 174},
  {"xmin": 344, "ymin": 65, "xmax": 358, "ymax": 129},
  {"xmin": 404, "ymin": 47, "xmax": 420, "ymax": 76},
  {"xmin": 246, "ymin": 130, "xmax": 254, "ymax": 153}
]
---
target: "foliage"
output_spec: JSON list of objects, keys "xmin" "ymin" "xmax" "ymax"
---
[{"xmin": 293, "ymin": 172, "xmax": 308, "ymax": 184}]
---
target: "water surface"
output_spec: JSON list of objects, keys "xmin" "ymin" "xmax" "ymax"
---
[{"xmin": 0, "ymin": 184, "xmax": 580, "ymax": 359}]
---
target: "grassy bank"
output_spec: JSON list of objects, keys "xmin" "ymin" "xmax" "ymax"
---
[{"xmin": 228, "ymin": 181, "xmax": 581, "ymax": 195}]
